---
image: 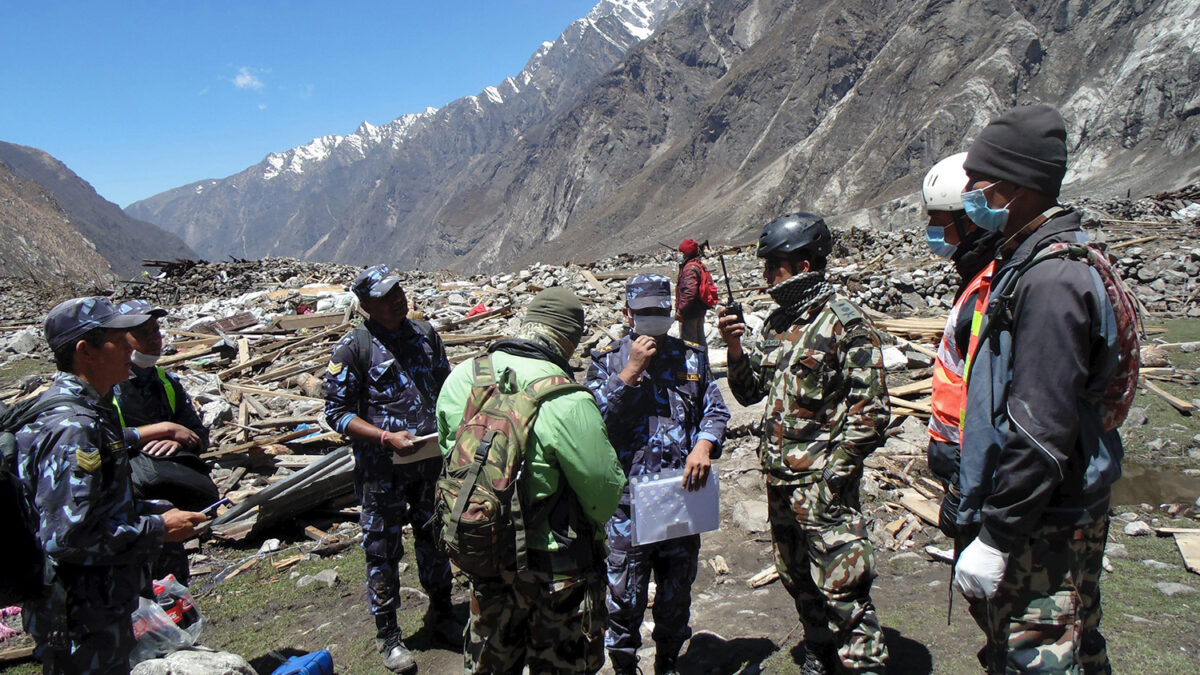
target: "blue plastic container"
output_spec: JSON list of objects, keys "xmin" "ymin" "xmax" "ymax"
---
[{"xmin": 271, "ymin": 650, "xmax": 334, "ymax": 675}]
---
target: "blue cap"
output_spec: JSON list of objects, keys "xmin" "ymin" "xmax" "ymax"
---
[
  {"xmin": 626, "ymin": 273, "xmax": 672, "ymax": 311},
  {"xmin": 116, "ymin": 299, "xmax": 168, "ymax": 320},
  {"xmin": 352, "ymin": 264, "xmax": 402, "ymax": 301},
  {"xmin": 44, "ymin": 297, "xmax": 148, "ymax": 351}
]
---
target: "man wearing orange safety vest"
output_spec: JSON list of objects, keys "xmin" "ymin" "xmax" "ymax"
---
[{"xmin": 922, "ymin": 153, "xmax": 1002, "ymax": 539}]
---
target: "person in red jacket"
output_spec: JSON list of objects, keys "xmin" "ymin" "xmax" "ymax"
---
[{"xmin": 674, "ymin": 239, "xmax": 715, "ymax": 346}]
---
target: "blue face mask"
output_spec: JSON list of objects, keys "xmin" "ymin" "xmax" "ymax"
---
[
  {"xmin": 961, "ymin": 182, "xmax": 1012, "ymax": 232},
  {"xmin": 925, "ymin": 225, "xmax": 957, "ymax": 259}
]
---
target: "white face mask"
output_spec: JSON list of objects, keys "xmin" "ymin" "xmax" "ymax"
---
[
  {"xmin": 632, "ymin": 314, "xmax": 673, "ymax": 337},
  {"xmin": 131, "ymin": 350, "xmax": 161, "ymax": 368}
]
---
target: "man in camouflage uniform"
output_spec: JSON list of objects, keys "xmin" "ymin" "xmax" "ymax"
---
[
  {"xmin": 437, "ymin": 287, "xmax": 626, "ymax": 674},
  {"xmin": 586, "ymin": 274, "xmax": 730, "ymax": 675},
  {"xmin": 17, "ymin": 297, "xmax": 205, "ymax": 673},
  {"xmin": 323, "ymin": 265, "xmax": 456, "ymax": 673},
  {"xmin": 718, "ymin": 213, "xmax": 890, "ymax": 675},
  {"xmin": 953, "ymin": 105, "xmax": 1126, "ymax": 674}
]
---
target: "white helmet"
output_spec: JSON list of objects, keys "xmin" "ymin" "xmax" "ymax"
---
[{"xmin": 921, "ymin": 152, "xmax": 968, "ymax": 212}]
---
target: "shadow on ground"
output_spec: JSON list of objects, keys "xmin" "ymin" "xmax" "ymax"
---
[{"xmin": 680, "ymin": 631, "xmax": 777, "ymax": 673}]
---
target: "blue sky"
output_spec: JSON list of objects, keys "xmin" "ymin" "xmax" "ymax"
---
[{"xmin": 0, "ymin": 1, "xmax": 599, "ymax": 207}]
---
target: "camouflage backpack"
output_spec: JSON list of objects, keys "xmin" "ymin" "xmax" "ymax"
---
[
  {"xmin": 434, "ymin": 355, "xmax": 586, "ymax": 577},
  {"xmin": 985, "ymin": 241, "xmax": 1143, "ymax": 431}
]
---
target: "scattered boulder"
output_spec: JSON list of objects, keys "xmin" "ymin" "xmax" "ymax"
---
[{"xmin": 1123, "ymin": 521, "xmax": 1153, "ymax": 537}]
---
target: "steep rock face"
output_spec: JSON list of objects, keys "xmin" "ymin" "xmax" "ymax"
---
[
  {"xmin": 0, "ymin": 159, "xmax": 113, "ymax": 282},
  {"xmin": 130, "ymin": 0, "xmax": 1199, "ymax": 272},
  {"xmin": 127, "ymin": 0, "xmax": 685, "ymax": 263},
  {"xmin": 0, "ymin": 142, "xmax": 197, "ymax": 277}
]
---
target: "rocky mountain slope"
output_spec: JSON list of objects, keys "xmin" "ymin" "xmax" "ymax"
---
[
  {"xmin": 0, "ymin": 142, "xmax": 197, "ymax": 278},
  {"xmin": 0, "ymin": 158, "xmax": 113, "ymax": 283},
  {"xmin": 126, "ymin": 0, "xmax": 684, "ymax": 263},
  {"xmin": 129, "ymin": 0, "xmax": 1200, "ymax": 272}
]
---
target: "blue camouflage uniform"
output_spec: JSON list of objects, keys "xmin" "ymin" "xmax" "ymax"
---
[
  {"xmin": 323, "ymin": 316, "xmax": 454, "ymax": 616},
  {"xmin": 17, "ymin": 373, "xmax": 167, "ymax": 674},
  {"xmin": 585, "ymin": 277, "xmax": 730, "ymax": 671}
]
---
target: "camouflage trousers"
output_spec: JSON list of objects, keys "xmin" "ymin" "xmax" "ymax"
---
[
  {"xmin": 465, "ymin": 565, "xmax": 606, "ymax": 674},
  {"xmin": 768, "ymin": 481, "xmax": 888, "ymax": 673},
  {"xmin": 356, "ymin": 457, "xmax": 453, "ymax": 615},
  {"xmin": 604, "ymin": 533, "xmax": 701, "ymax": 668},
  {"xmin": 960, "ymin": 517, "xmax": 1110, "ymax": 674}
]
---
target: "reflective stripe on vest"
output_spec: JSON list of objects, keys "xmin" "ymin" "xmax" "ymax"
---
[
  {"xmin": 114, "ymin": 366, "xmax": 177, "ymax": 428},
  {"xmin": 958, "ymin": 262, "xmax": 996, "ymax": 434},
  {"xmin": 924, "ymin": 262, "xmax": 995, "ymax": 442}
]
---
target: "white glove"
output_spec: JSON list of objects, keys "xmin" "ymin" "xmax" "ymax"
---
[{"xmin": 953, "ymin": 538, "xmax": 1009, "ymax": 599}]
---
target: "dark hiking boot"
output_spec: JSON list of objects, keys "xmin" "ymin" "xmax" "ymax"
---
[
  {"xmin": 800, "ymin": 644, "xmax": 832, "ymax": 675},
  {"xmin": 654, "ymin": 650, "xmax": 679, "ymax": 674},
  {"xmin": 379, "ymin": 626, "xmax": 417, "ymax": 674}
]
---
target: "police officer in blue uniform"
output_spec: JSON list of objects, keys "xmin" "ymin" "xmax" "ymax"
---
[
  {"xmin": 585, "ymin": 274, "xmax": 730, "ymax": 675},
  {"xmin": 322, "ymin": 265, "xmax": 456, "ymax": 673},
  {"xmin": 17, "ymin": 297, "xmax": 206, "ymax": 674}
]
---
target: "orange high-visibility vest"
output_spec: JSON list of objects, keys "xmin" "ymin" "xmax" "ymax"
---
[{"xmin": 928, "ymin": 261, "xmax": 995, "ymax": 443}]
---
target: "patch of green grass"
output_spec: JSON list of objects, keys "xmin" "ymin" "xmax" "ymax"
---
[
  {"xmin": 1103, "ymin": 533, "xmax": 1200, "ymax": 672},
  {"xmin": 0, "ymin": 357, "xmax": 52, "ymax": 386}
]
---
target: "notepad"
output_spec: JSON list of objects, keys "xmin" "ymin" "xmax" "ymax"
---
[
  {"xmin": 391, "ymin": 432, "xmax": 442, "ymax": 464},
  {"xmin": 629, "ymin": 467, "xmax": 719, "ymax": 546}
]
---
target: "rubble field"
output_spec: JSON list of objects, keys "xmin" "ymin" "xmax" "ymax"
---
[{"xmin": 1, "ymin": 186, "xmax": 1198, "ymax": 673}]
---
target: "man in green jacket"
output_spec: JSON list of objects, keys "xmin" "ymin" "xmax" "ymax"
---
[{"xmin": 437, "ymin": 287, "xmax": 626, "ymax": 674}]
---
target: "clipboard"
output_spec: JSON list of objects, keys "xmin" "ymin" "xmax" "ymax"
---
[
  {"xmin": 629, "ymin": 467, "xmax": 719, "ymax": 546},
  {"xmin": 391, "ymin": 432, "xmax": 442, "ymax": 464}
]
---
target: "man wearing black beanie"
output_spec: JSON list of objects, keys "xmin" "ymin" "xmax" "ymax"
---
[{"xmin": 951, "ymin": 104, "xmax": 1133, "ymax": 674}]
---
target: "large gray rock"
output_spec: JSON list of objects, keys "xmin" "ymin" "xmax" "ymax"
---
[
  {"xmin": 732, "ymin": 499, "xmax": 769, "ymax": 533},
  {"xmin": 132, "ymin": 647, "xmax": 255, "ymax": 675}
]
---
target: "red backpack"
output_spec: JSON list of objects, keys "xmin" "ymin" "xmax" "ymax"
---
[{"xmin": 687, "ymin": 260, "xmax": 720, "ymax": 308}]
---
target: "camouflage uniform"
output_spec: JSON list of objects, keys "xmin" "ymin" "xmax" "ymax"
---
[
  {"xmin": 729, "ymin": 294, "xmax": 890, "ymax": 673},
  {"xmin": 438, "ymin": 343, "xmax": 626, "ymax": 675},
  {"xmin": 114, "ymin": 364, "xmax": 215, "ymax": 584},
  {"xmin": 957, "ymin": 518, "xmax": 1108, "ymax": 674},
  {"xmin": 586, "ymin": 334, "xmax": 729, "ymax": 669},
  {"xmin": 323, "ymin": 318, "xmax": 454, "ymax": 617},
  {"xmin": 16, "ymin": 373, "xmax": 167, "ymax": 674}
]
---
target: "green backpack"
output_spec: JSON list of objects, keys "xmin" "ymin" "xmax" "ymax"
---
[{"xmin": 434, "ymin": 355, "xmax": 585, "ymax": 577}]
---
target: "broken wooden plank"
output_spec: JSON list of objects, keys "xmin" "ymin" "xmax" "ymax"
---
[
  {"xmin": 889, "ymin": 396, "xmax": 932, "ymax": 414},
  {"xmin": 441, "ymin": 332, "xmax": 508, "ymax": 346},
  {"xmin": 0, "ymin": 646, "xmax": 35, "ymax": 664},
  {"xmin": 748, "ymin": 565, "xmax": 780, "ymax": 588},
  {"xmin": 271, "ymin": 311, "xmax": 346, "ymax": 332},
  {"xmin": 222, "ymin": 383, "xmax": 324, "ymax": 403},
  {"xmin": 202, "ymin": 428, "xmax": 315, "ymax": 459},
  {"xmin": 578, "ymin": 268, "xmax": 611, "ymax": 297},
  {"xmin": 193, "ymin": 311, "xmax": 260, "ymax": 334},
  {"xmin": 898, "ymin": 488, "xmax": 940, "ymax": 527},
  {"xmin": 272, "ymin": 554, "xmax": 306, "ymax": 573},
  {"xmin": 304, "ymin": 525, "xmax": 333, "ymax": 542},
  {"xmin": 1176, "ymin": 533, "xmax": 1200, "ymax": 575},
  {"xmin": 436, "ymin": 305, "xmax": 513, "ymax": 332},
  {"xmin": 224, "ymin": 556, "xmax": 262, "ymax": 581},
  {"xmin": 890, "ymin": 378, "xmax": 934, "ymax": 398},
  {"xmin": 1140, "ymin": 378, "xmax": 1198, "ymax": 414}
]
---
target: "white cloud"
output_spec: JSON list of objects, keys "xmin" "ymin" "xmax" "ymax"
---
[
  {"xmin": 233, "ymin": 67, "xmax": 264, "ymax": 91},
  {"xmin": 258, "ymin": 103, "xmax": 268, "ymax": 110}
]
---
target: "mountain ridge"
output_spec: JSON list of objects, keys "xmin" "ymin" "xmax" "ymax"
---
[{"xmin": 128, "ymin": 0, "xmax": 1200, "ymax": 272}]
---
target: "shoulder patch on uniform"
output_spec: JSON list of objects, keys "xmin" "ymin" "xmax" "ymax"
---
[
  {"xmin": 75, "ymin": 448, "xmax": 101, "ymax": 473},
  {"xmin": 682, "ymin": 339, "xmax": 703, "ymax": 350},
  {"xmin": 828, "ymin": 299, "xmax": 864, "ymax": 327},
  {"xmin": 593, "ymin": 343, "xmax": 618, "ymax": 356},
  {"xmin": 326, "ymin": 361, "xmax": 344, "ymax": 376},
  {"xmin": 675, "ymin": 371, "xmax": 702, "ymax": 381}
]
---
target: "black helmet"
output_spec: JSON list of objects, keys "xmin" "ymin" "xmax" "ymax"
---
[{"xmin": 756, "ymin": 212, "xmax": 832, "ymax": 260}]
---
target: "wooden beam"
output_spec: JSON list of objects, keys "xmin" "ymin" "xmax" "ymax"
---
[{"xmin": 222, "ymin": 383, "xmax": 324, "ymax": 403}]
